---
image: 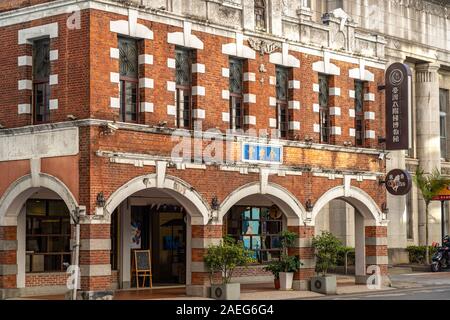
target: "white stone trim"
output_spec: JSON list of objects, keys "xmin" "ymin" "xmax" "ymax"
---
[
  {"xmin": 166, "ymin": 57, "xmax": 176, "ymax": 69},
  {"xmin": 331, "ymin": 126, "xmax": 341, "ymax": 135},
  {"xmin": 364, "ymin": 93, "xmax": 375, "ymax": 101},
  {"xmin": 192, "ymin": 86, "xmax": 205, "ymax": 96},
  {"xmin": 193, "ymin": 109, "xmax": 206, "ymax": 119},
  {"xmin": 17, "ymin": 56, "xmax": 32, "ymax": 66},
  {"xmin": 192, "ymin": 63, "xmax": 205, "ymax": 73},
  {"xmin": 349, "ymin": 109, "xmax": 355, "ymax": 118},
  {"xmin": 138, "ymin": 54, "xmax": 153, "ymax": 65},
  {"xmin": 349, "ymin": 128, "xmax": 356, "ymax": 137},
  {"xmin": 222, "ymin": 68, "xmax": 230, "ymax": 78},
  {"xmin": 222, "ymin": 112, "xmax": 230, "ymax": 122},
  {"xmin": 329, "ymin": 107, "xmax": 341, "ymax": 116},
  {"xmin": 329, "ymin": 87, "xmax": 341, "ymax": 96},
  {"xmin": 244, "ymin": 115, "xmax": 256, "ymax": 125},
  {"xmin": 110, "ymin": 72, "xmax": 120, "ymax": 84},
  {"xmin": 49, "ymin": 49, "xmax": 58, "ymax": 61},
  {"xmin": 111, "ymin": 97, "xmax": 120, "ymax": 109},
  {"xmin": 49, "ymin": 74, "xmax": 58, "ymax": 86},
  {"xmin": 167, "ymin": 105, "xmax": 177, "ymax": 116},
  {"xmin": 18, "ymin": 80, "xmax": 32, "ymax": 90},
  {"xmin": 365, "ymin": 130, "xmax": 376, "ymax": 139},
  {"xmin": 18, "ymin": 104, "xmax": 31, "ymax": 114},
  {"xmin": 312, "ymin": 51, "xmax": 340, "ymax": 76},
  {"xmin": 243, "ymin": 72, "xmax": 255, "ymax": 82},
  {"xmin": 288, "ymin": 80, "xmax": 300, "ymax": 89},
  {"xmin": 168, "ymin": 21, "xmax": 203, "ymax": 50},
  {"xmin": 49, "ymin": 99, "xmax": 58, "ymax": 110},
  {"xmin": 313, "ymin": 83, "xmax": 319, "ymax": 93},
  {"xmin": 289, "ymin": 121, "xmax": 300, "ymax": 130},
  {"xmin": 222, "ymin": 90, "xmax": 230, "ymax": 100},
  {"xmin": 313, "ymin": 124, "xmax": 320, "ymax": 133},
  {"xmin": 269, "ymin": 43, "xmax": 300, "ymax": 68},
  {"xmin": 139, "ymin": 78, "xmax": 154, "ymax": 89},
  {"xmin": 269, "ymin": 76, "xmax": 276, "ymax": 85},
  {"xmin": 110, "ymin": 10, "xmax": 153, "ymax": 39},
  {"xmin": 18, "ymin": 22, "xmax": 58, "ymax": 44},
  {"xmin": 243, "ymin": 94, "xmax": 256, "ymax": 104},
  {"xmin": 141, "ymin": 102, "xmax": 154, "ymax": 113},
  {"xmin": 349, "ymin": 59, "xmax": 375, "ymax": 82},
  {"xmin": 349, "ymin": 90, "xmax": 355, "ymax": 99},
  {"xmin": 269, "ymin": 118, "xmax": 277, "ymax": 128},
  {"xmin": 313, "ymin": 104, "xmax": 320, "ymax": 113},
  {"xmin": 288, "ymin": 101, "xmax": 300, "ymax": 110},
  {"xmin": 269, "ymin": 97, "xmax": 276, "ymax": 107},
  {"xmin": 167, "ymin": 81, "xmax": 176, "ymax": 92},
  {"xmin": 110, "ymin": 48, "xmax": 119, "ymax": 59},
  {"xmin": 364, "ymin": 111, "xmax": 375, "ymax": 120},
  {"xmin": 222, "ymin": 32, "xmax": 255, "ymax": 60}
]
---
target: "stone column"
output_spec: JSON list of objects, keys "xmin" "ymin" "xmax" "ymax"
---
[
  {"xmin": 288, "ymin": 225, "xmax": 315, "ymax": 291},
  {"xmin": 415, "ymin": 63, "xmax": 441, "ymax": 245},
  {"xmin": 77, "ymin": 222, "xmax": 113, "ymax": 300},
  {"xmin": 363, "ymin": 225, "xmax": 390, "ymax": 286},
  {"xmin": 187, "ymin": 224, "xmax": 222, "ymax": 297},
  {"xmin": 329, "ymin": 200, "xmax": 355, "ymax": 247},
  {"xmin": 0, "ymin": 226, "xmax": 18, "ymax": 299}
]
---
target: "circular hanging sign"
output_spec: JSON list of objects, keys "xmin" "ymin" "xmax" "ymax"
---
[{"xmin": 385, "ymin": 169, "xmax": 412, "ymax": 196}]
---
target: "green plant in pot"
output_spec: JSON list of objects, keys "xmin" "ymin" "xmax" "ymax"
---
[
  {"xmin": 311, "ymin": 231, "xmax": 342, "ymax": 295},
  {"xmin": 204, "ymin": 236, "xmax": 254, "ymax": 300},
  {"xmin": 278, "ymin": 230, "xmax": 301, "ymax": 290},
  {"xmin": 263, "ymin": 260, "xmax": 282, "ymax": 289}
]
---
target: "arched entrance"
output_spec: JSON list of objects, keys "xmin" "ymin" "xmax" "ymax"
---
[
  {"xmin": 312, "ymin": 186, "xmax": 389, "ymax": 285},
  {"xmin": 0, "ymin": 174, "xmax": 78, "ymax": 293},
  {"xmin": 104, "ymin": 174, "xmax": 210, "ymax": 289}
]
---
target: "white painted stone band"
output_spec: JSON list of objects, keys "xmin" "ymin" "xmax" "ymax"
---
[
  {"xmin": 0, "ymin": 264, "xmax": 18, "ymax": 275},
  {"xmin": 0, "ymin": 240, "xmax": 17, "ymax": 251},
  {"xmin": 191, "ymin": 238, "xmax": 222, "ymax": 248},
  {"xmin": 80, "ymin": 264, "xmax": 111, "ymax": 277}
]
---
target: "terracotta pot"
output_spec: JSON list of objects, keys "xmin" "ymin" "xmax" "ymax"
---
[{"xmin": 274, "ymin": 278, "xmax": 280, "ymax": 290}]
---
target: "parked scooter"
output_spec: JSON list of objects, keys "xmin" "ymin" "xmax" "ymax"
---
[{"xmin": 431, "ymin": 235, "xmax": 450, "ymax": 272}]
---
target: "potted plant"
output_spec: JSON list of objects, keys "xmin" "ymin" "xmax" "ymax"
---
[
  {"xmin": 278, "ymin": 230, "xmax": 301, "ymax": 291},
  {"xmin": 264, "ymin": 260, "xmax": 282, "ymax": 289},
  {"xmin": 204, "ymin": 236, "xmax": 254, "ymax": 300},
  {"xmin": 311, "ymin": 231, "xmax": 342, "ymax": 295}
]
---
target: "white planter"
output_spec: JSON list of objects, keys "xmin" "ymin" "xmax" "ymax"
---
[
  {"xmin": 311, "ymin": 275, "xmax": 337, "ymax": 295},
  {"xmin": 279, "ymin": 272, "xmax": 294, "ymax": 291},
  {"xmin": 210, "ymin": 283, "xmax": 240, "ymax": 300}
]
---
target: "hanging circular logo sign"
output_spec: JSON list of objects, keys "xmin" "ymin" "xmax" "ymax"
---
[{"xmin": 385, "ymin": 169, "xmax": 412, "ymax": 196}]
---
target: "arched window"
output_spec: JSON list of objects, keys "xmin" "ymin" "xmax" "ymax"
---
[{"xmin": 255, "ymin": 0, "xmax": 266, "ymax": 31}]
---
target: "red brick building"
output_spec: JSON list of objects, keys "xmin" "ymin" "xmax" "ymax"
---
[{"xmin": 0, "ymin": 0, "xmax": 389, "ymax": 299}]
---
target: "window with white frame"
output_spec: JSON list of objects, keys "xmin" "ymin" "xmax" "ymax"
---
[
  {"xmin": 119, "ymin": 37, "xmax": 139, "ymax": 123},
  {"xmin": 175, "ymin": 47, "xmax": 193, "ymax": 129},
  {"xmin": 440, "ymin": 89, "xmax": 448, "ymax": 160},
  {"xmin": 33, "ymin": 38, "xmax": 51, "ymax": 124},
  {"xmin": 229, "ymin": 57, "xmax": 244, "ymax": 130},
  {"xmin": 319, "ymin": 74, "xmax": 330, "ymax": 144}
]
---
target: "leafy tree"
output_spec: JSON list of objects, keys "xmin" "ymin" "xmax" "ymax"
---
[
  {"xmin": 204, "ymin": 236, "xmax": 254, "ymax": 285},
  {"xmin": 412, "ymin": 167, "xmax": 449, "ymax": 264},
  {"xmin": 312, "ymin": 232, "xmax": 342, "ymax": 276}
]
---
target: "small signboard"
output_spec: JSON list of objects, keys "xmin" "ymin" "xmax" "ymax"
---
[
  {"xmin": 242, "ymin": 143, "xmax": 282, "ymax": 164},
  {"xmin": 385, "ymin": 169, "xmax": 412, "ymax": 196},
  {"xmin": 385, "ymin": 63, "xmax": 412, "ymax": 150},
  {"xmin": 132, "ymin": 250, "xmax": 152, "ymax": 288},
  {"xmin": 432, "ymin": 185, "xmax": 450, "ymax": 201}
]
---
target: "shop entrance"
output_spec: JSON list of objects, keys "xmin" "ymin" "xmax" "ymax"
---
[{"xmin": 129, "ymin": 205, "xmax": 187, "ymax": 287}]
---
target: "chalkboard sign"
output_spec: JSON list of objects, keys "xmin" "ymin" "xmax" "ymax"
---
[{"xmin": 134, "ymin": 250, "xmax": 151, "ymax": 271}]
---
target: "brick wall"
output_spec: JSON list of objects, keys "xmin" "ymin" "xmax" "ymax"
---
[{"xmin": 25, "ymin": 272, "xmax": 68, "ymax": 287}]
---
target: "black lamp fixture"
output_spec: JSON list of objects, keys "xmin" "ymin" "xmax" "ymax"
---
[
  {"xmin": 381, "ymin": 202, "xmax": 389, "ymax": 220},
  {"xmin": 96, "ymin": 192, "xmax": 106, "ymax": 208},
  {"xmin": 211, "ymin": 196, "xmax": 220, "ymax": 211},
  {"xmin": 305, "ymin": 199, "xmax": 314, "ymax": 212}
]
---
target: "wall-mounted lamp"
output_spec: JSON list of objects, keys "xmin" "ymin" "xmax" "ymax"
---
[
  {"xmin": 378, "ymin": 177, "xmax": 386, "ymax": 186},
  {"xmin": 211, "ymin": 196, "xmax": 220, "ymax": 211},
  {"xmin": 381, "ymin": 202, "xmax": 389, "ymax": 220},
  {"xmin": 96, "ymin": 192, "xmax": 106, "ymax": 208},
  {"xmin": 306, "ymin": 199, "xmax": 314, "ymax": 212},
  {"xmin": 0, "ymin": 123, "xmax": 5, "ymax": 129},
  {"xmin": 343, "ymin": 141, "xmax": 352, "ymax": 147}
]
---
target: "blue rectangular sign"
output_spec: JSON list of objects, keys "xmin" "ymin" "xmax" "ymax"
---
[{"xmin": 242, "ymin": 143, "xmax": 282, "ymax": 164}]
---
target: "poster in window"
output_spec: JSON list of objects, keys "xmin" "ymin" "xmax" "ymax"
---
[{"xmin": 130, "ymin": 220, "xmax": 142, "ymax": 249}]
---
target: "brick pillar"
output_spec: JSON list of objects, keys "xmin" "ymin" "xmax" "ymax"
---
[
  {"xmin": 288, "ymin": 225, "xmax": 315, "ymax": 291},
  {"xmin": 0, "ymin": 226, "xmax": 18, "ymax": 299},
  {"xmin": 243, "ymin": 59, "xmax": 258, "ymax": 133},
  {"xmin": 328, "ymin": 75, "xmax": 344, "ymax": 145},
  {"xmin": 139, "ymin": 38, "xmax": 156, "ymax": 125},
  {"xmin": 187, "ymin": 224, "xmax": 222, "ymax": 297},
  {"xmin": 362, "ymin": 226, "xmax": 390, "ymax": 286},
  {"xmin": 77, "ymin": 223, "xmax": 113, "ymax": 300},
  {"xmin": 288, "ymin": 67, "xmax": 301, "ymax": 141}
]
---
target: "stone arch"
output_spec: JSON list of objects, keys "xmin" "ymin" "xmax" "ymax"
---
[
  {"xmin": 218, "ymin": 182, "xmax": 306, "ymax": 225},
  {"xmin": 0, "ymin": 173, "xmax": 79, "ymax": 226},
  {"xmin": 312, "ymin": 185, "xmax": 382, "ymax": 225},
  {"xmin": 104, "ymin": 174, "xmax": 210, "ymax": 225}
]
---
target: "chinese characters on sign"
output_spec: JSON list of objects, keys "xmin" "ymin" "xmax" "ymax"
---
[
  {"xmin": 385, "ymin": 63, "xmax": 412, "ymax": 150},
  {"xmin": 385, "ymin": 169, "xmax": 412, "ymax": 196},
  {"xmin": 242, "ymin": 143, "xmax": 282, "ymax": 164}
]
